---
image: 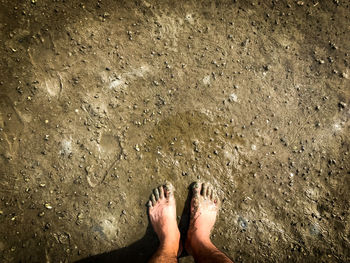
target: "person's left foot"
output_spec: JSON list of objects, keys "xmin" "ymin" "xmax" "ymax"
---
[{"xmin": 147, "ymin": 182, "xmax": 180, "ymax": 254}]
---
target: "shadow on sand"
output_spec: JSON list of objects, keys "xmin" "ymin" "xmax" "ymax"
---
[{"xmin": 76, "ymin": 184, "xmax": 194, "ymax": 263}]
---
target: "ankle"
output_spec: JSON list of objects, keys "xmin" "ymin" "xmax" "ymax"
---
[
  {"xmin": 186, "ymin": 234, "xmax": 213, "ymax": 254},
  {"xmin": 187, "ymin": 230, "xmax": 211, "ymax": 245},
  {"xmin": 159, "ymin": 243, "xmax": 179, "ymax": 257},
  {"xmin": 160, "ymin": 236, "xmax": 180, "ymax": 255}
]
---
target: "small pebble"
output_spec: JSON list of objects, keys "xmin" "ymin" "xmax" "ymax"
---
[{"xmin": 338, "ymin": 102, "xmax": 346, "ymax": 109}]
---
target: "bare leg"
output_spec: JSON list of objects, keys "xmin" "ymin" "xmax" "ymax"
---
[
  {"xmin": 148, "ymin": 183, "xmax": 180, "ymax": 263},
  {"xmin": 185, "ymin": 182, "xmax": 233, "ymax": 263}
]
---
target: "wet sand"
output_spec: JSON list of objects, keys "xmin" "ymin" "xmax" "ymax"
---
[{"xmin": 0, "ymin": 0, "xmax": 349, "ymax": 262}]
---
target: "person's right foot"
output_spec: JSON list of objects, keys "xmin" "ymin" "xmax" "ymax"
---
[{"xmin": 185, "ymin": 182, "xmax": 220, "ymax": 254}]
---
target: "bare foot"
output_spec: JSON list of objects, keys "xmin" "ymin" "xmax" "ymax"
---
[
  {"xmin": 147, "ymin": 182, "xmax": 180, "ymax": 255},
  {"xmin": 185, "ymin": 182, "xmax": 220, "ymax": 254}
]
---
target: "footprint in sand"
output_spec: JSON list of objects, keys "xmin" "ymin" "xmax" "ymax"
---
[
  {"xmin": 85, "ymin": 133, "xmax": 122, "ymax": 188},
  {"xmin": 0, "ymin": 94, "xmax": 24, "ymax": 162}
]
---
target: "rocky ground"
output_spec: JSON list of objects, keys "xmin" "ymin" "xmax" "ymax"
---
[{"xmin": 0, "ymin": 0, "xmax": 349, "ymax": 262}]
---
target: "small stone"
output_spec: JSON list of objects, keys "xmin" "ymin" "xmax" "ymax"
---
[
  {"xmin": 341, "ymin": 72, "xmax": 348, "ymax": 78},
  {"xmin": 45, "ymin": 203, "xmax": 53, "ymax": 210},
  {"xmin": 329, "ymin": 42, "xmax": 338, "ymax": 49},
  {"xmin": 338, "ymin": 102, "xmax": 346, "ymax": 109},
  {"xmin": 228, "ymin": 93, "xmax": 238, "ymax": 102}
]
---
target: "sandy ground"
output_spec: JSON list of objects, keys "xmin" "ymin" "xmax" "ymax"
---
[{"xmin": 0, "ymin": 0, "xmax": 349, "ymax": 262}]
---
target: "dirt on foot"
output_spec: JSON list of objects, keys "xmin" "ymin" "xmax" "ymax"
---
[
  {"xmin": 185, "ymin": 182, "xmax": 220, "ymax": 255},
  {"xmin": 0, "ymin": 0, "xmax": 349, "ymax": 262}
]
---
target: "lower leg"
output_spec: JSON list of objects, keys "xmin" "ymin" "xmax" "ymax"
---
[
  {"xmin": 148, "ymin": 243, "xmax": 178, "ymax": 263},
  {"xmin": 187, "ymin": 238, "xmax": 232, "ymax": 263}
]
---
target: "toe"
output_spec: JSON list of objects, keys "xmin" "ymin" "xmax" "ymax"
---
[
  {"xmin": 206, "ymin": 185, "xmax": 212, "ymax": 198},
  {"xmin": 158, "ymin": 186, "xmax": 165, "ymax": 199},
  {"xmin": 151, "ymin": 194, "xmax": 156, "ymax": 205},
  {"xmin": 147, "ymin": 200, "xmax": 153, "ymax": 208},
  {"xmin": 209, "ymin": 188, "xmax": 214, "ymax": 200},
  {"xmin": 192, "ymin": 182, "xmax": 201, "ymax": 197},
  {"xmin": 164, "ymin": 182, "xmax": 174, "ymax": 198},
  {"xmin": 213, "ymin": 193, "xmax": 221, "ymax": 207},
  {"xmin": 153, "ymin": 188, "xmax": 160, "ymax": 200}
]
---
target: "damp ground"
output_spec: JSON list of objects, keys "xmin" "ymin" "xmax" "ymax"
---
[{"xmin": 0, "ymin": 0, "xmax": 349, "ymax": 262}]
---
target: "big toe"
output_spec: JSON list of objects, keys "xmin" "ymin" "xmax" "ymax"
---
[
  {"xmin": 191, "ymin": 181, "xmax": 201, "ymax": 197},
  {"xmin": 164, "ymin": 181, "xmax": 175, "ymax": 199}
]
